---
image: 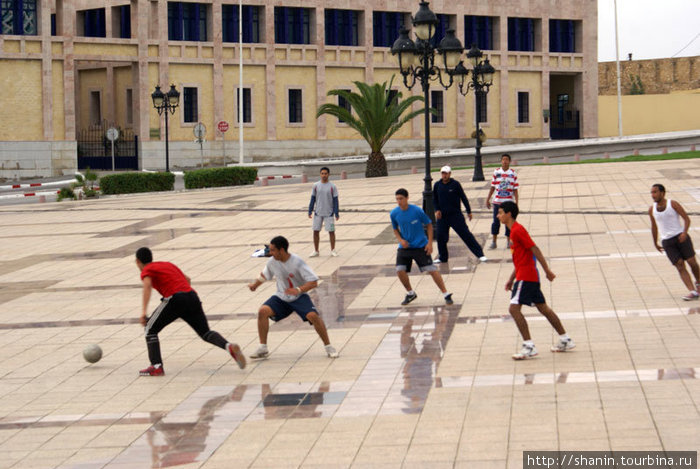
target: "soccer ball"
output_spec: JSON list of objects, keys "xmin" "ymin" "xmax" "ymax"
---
[{"xmin": 83, "ymin": 344, "xmax": 103, "ymax": 363}]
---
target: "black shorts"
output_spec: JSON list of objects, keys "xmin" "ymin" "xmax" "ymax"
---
[
  {"xmin": 662, "ymin": 234, "xmax": 695, "ymax": 265},
  {"xmin": 510, "ymin": 280, "xmax": 546, "ymax": 306},
  {"xmin": 396, "ymin": 247, "xmax": 436, "ymax": 273}
]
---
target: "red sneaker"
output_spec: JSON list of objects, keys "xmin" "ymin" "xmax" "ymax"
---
[
  {"xmin": 227, "ymin": 343, "xmax": 247, "ymax": 369},
  {"xmin": 139, "ymin": 365, "xmax": 164, "ymax": 376}
]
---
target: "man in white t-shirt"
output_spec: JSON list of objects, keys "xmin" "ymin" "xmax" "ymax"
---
[
  {"xmin": 308, "ymin": 167, "xmax": 339, "ymax": 257},
  {"xmin": 649, "ymin": 183, "xmax": 700, "ymax": 300},
  {"xmin": 247, "ymin": 235, "xmax": 339, "ymax": 358},
  {"xmin": 486, "ymin": 153, "xmax": 519, "ymax": 249}
]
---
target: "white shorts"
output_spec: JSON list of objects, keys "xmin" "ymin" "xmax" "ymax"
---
[{"xmin": 312, "ymin": 214, "xmax": 335, "ymax": 232}]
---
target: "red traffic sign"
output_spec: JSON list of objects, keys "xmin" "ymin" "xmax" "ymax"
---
[{"xmin": 217, "ymin": 121, "xmax": 229, "ymax": 133}]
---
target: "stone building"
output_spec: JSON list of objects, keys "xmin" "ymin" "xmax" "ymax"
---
[
  {"xmin": 0, "ymin": 0, "xmax": 598, "ymax": 176},
  {"xmin": 599, "ymin": 56, "xmax": 699, "ymax": 95}
]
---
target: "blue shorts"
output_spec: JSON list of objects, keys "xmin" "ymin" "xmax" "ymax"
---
[{"xmin": 263, "ymin": 294, "xmax": 318, "ymax": 323}]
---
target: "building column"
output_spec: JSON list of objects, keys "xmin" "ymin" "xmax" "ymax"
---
[
  {"xmin": 40, "ymin": 0, "xmax": 53, "ymax": 140},
  {"xmin": 265, "ymin": 5, "xmax": 276, "ymax": 140},
  {"xmin": 106, "ymin": 64, "xmax": 115, "ymax": 124},
  {"xmin": 316, "ymin": 7, "xmax": 326, "ymax": 140},
  {"xmin": 132, "ymin": 0, "xmax": 150, "ymax": 142},
  {"xmin": 58, "ymin": 0, "xmax": 76, "ymax": 139},
  {"xmin": 211, "ymin": 0, "xmax": 224, "ymax": 139},
  {"xmin": 157, "ymin": 0, "xmax": 169, "ymax": 142}
]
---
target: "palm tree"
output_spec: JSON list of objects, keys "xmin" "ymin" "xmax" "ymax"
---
[{"xmin": 316, "ymin": 78, "xmax": 426, "ymax": 177}]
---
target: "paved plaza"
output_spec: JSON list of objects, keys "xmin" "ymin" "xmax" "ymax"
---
[{"xmin": 0, "ymin": 159, "xmax": 698, "ymax": 468}]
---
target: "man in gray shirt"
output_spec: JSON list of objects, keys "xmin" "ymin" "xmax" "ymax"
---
[
  {"xmin": 248, "ymin": 235, "xmax": 339, "ymax": 359},
  {"xmin": 308, "ymin": 167, "xmax": 339, "ymax": 257}
]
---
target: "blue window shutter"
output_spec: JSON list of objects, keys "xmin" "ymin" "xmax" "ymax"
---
[
  {"xmin": 526, "ymin": 18, "xmax": 533, "ymax": 51},
  {"xmin": 176, "ymin": 3, "xmax": 183, "ymax": 40},
  {"xmin": 507, "ymin": 18, "xmax": 515, "ymax": 50},
  {"xmin": 567, "ymin": 20, "xmax": 574, "ymax": 52},
  {"xmin": 549, "ymin": 20, "xmax": 557, "ymax": 52},
  {"xmin": 98, "ymin": 8, "xmax": 105, "ymax": 37},
  {"xmin": 193, "ymin": 4, "xmax": 200, "ymax": 41},
  {"xmin": 485, "ymin": 17, "xmax": 492, "ymax": 49}
]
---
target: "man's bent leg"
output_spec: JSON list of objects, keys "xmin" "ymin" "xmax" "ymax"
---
[
  {"xmin": 452, "ymin": 215, "xmax": 485, "ymax": 258},
  {"xmin": 257, "ymin": 305, "xmax": 275, "ymax": 344},
  {"xmin": 428, "ymin": 270, "xmax": 448, "ymax": 293},
  {"xmin": 675, "ymin": 259, "xmax": 696, "ymax": 291},
  {"xmin": 686, "ymin": 257, "xmax": 700, "ymax": 285},
  {"xmin": 436, "ymin": 219, "xmax": 450, "ymax": 262},
  {"xmin": 306, "ymin": 311, "xmax": 331, "ymax": 345},
  {"xmin": 508, "ymin": 303, "xmax": 532, "ymax": 341},
  {"xmin": 329, "ymin": 231, "xmax": 336, "ymax": 250},
  {"xmin": 534, "ymin": 302, "xmax": 566, "ymax": 335},
  {"xmin": 397, "ymin": 270, "xmax": 413, "ymax": 291}
]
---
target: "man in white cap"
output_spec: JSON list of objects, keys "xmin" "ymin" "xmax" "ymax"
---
[{"xmin": 432, "ymin": 166, "xmax": 487, "ymax": 264}]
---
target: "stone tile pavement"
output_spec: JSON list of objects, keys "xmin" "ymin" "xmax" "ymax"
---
[{"xmin": 0, "ymin": 159, "xmax": 698, "ymax": 468}]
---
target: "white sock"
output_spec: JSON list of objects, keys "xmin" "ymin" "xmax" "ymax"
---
[
  {"xmin": 559, "ymin": 333, "xmax": 570, "ymax": 341},
  {"xmin": 259, "ymin": 344, "xmax": 268, "ymax": 350},
  {"xmin": 444, "ymin": 292, "xmax": 452, "ymax": 298},
  {"xmin": 407, "ymin": 290, "xmax": 415, "ymax": 295},
  {"xmin": 524, "ymin": 340, "xmax": 534, "ymax": 347}
]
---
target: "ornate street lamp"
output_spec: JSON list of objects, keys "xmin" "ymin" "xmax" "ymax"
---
[
  {"xmin": 453, "ymin": 44, "xmax": 496, "ymax": 181},
  {"xmin": 151, "ymin": 84, "xmax": 180, "ymax": 172},
  {"xmin": 391, "ymin": 1, "xmax": 464, "ymax": 222}
]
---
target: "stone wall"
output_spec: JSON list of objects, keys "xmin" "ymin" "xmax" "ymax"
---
[
  {"xmin": 599, "ymin": 56, "xmax": 699, "ymax": 95},
  {"xmin": 0, "ymin": 141, "xmax": 78, "ymax": 179}
]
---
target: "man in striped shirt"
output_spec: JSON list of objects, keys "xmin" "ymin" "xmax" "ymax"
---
[{"xmin": 486, "ymin": 153, "xmax": 519, "ymax": 249}]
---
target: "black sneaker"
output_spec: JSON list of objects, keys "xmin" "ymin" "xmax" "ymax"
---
[
  {"xmin": 444, "ymin": 293, "xmax": 454, "ymax": 305},
  {"xmin": 401, "ymin": 292, "xmax": 417, "ymax": 305}
]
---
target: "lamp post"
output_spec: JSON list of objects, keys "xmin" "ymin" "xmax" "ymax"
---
[
  {"xmin": 151, "ymin": 84, "xmax": 180, "ymax": 172},
  {"xmin": 391, "ymin": 1, "xmax": 464, "ymax": 222},
  {"xmin": 453, "ymin": 44, "xmax": 495, "ymax": 181}
]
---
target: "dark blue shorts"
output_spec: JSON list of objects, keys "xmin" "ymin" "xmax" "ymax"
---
[{"xmin": 263, "ymin": 294, "xmax": 318, "ymax": 323}]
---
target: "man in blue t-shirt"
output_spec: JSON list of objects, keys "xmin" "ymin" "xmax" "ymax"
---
[{"xmin": 390, "ymin": 188, "xmax": 453, "ymax": 306}]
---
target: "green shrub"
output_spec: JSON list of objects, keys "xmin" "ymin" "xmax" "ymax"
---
[
  {"xmin": 57, "ymin": 186, "xmax": 76, "ymax": 201},
  {"xmin": 100, "ymin": 172, "xmax": 175, "ymax": 195},
  {"xmin": 184, "ymin": 166, "xmax": 257, "ymax": 189}
]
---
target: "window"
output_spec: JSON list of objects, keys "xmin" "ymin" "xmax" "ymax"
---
[
  {"xmin": 168, "ymin": 2, "xmax": 207, "ymax": 41},
  {"xmin": 222, "ymin": 5, "xmax": 260, "ymax": 43},
  {"xmin": 237, "ymin": 87, "xmax": 252, "ymax": 123},
  {"xmin": 50, "ymin": 13, "xmax": 55, "ymax": 35},
  {"xmin": 557, "ymin": 94, "xmax": 569, "ymax": 124},
  {"xmin": 464, "ymin": 16, "xmax": 494, "ymax": 50},
  {"xmin": 288, "ymin": 89, "xmax": 302, "ymax": 123},
  {"xmin": 126, "ymin": 89, "xmax": 133, "ymax": 125},
  {"xmin": 373, "ymin": 11, "xmax": 403, "ymax": 47},
  {"xmin": 508, "ymin": 17, "xmax": 535, "ymax": 52},
  {"xmin": 118, "ymin": 5, "xmax": 131, "ymax": 39},
  {"xmin": 183, "ymin": 87, "xmax": 198, "ymax": 123},
  {"xmin": 337, "ymin": 90, "xmax": 351, "ymax": 123},
  {"xmin": 274, "ymin": 7, "xmax": 311, "ymax": 45},
  {"xmin": 386, "ymin": 89, "xmax": 398, "ymax": 108},
  {"xmin": 0, "ymin": 0, "xmax": 37, "ymax": 35},
  {"xmin": 430, "ymin": 90, "xmax": 443, "ymax": 123},
  {"xmin": 428, "ymin": 14, "xmax": 451, "ymax": 48},
  {"xmin": 517, "ymin": 92, "xmax": 529, "ymax": 123},
  {"xmin": 81, "ymin": 8, "xmax": 106, "ymax": 38},
  {"xmin": 549, "ymin": 19, "xmax": 575, "ymax": 53},
  {"xmin": 476, "ymin": 90, "xmax": 487, "ymax": 123},
  {"xmin": 325, "ymin": 9, "xmax": 359, "ymax": 46},
  {"xmin": 89, "ymin": 91, "xmax": 101, "ymax": 126}
]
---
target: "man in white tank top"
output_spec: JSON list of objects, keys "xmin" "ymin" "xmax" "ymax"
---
[{"xmin": 649, "ymin": 184, "xmax": 700, "ymax": 300}]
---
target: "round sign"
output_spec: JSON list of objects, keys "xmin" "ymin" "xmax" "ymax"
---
[
  {"xmin": 106, "ymin": 127, "xmax": 119, "ymax": 142},
  {"xmin": 193, "ymin": 122, "xmax": 206, "ymax": 139},
  {"xmin": 217, "ymin": 121, "xmax": 229, "ymax": 133}
]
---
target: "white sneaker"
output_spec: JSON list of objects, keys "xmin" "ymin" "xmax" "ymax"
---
[
  {"xmin": 682, "ymin": 291, "xmax": 699, "ymax": 301},
  {"xmin": 433, "ymin": 257, "xmax": 442, "ymax": 264},
  {"xmin": 512, "ymin": 343, "xmax": 538, "ymax": 360},
  {"xmin": 249, "ymin": 345, "xmax": 269, "ymax": 359},
  {"xmin": 479, "ymin": 256, "xmax": 488, "ymax": 263},
  {"xmin": 550, "ymin": 338, "xmax": 576, "ymax": 352},
  {"xmin": 325, "ymin": 344, "xmax": 339, "ymax": 358},
  {"xmin": 331, "ymin": 250, "xmax": 338, "ymax": 257},
  {"xmin": 309, "ymin": 251, "xmax": 320, "ymax": 258}
]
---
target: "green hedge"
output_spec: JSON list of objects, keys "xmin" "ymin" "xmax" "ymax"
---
[
  {"xmin": 184, "ymin": 166, "xmax": 257, "ymax": 189},
  {"xmin": 100, "ymin": 172, "xmax": 175, "ymax": 195}
]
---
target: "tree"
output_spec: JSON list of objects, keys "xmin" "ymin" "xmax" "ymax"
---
[{"xmin": 316, "ymin": 78, "xmax": 426, "ymax": 177}]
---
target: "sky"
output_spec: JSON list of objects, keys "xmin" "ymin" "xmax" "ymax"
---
[{"xmin": 597, "ymin": 0, "xmax": 700, "ymax": 62}]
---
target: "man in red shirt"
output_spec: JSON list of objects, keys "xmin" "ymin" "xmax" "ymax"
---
[
  {"xmin": 497, "ymin": 202, "xmax": 575, "ymax": 360},
  {"xmin": 136, "ymin": 247, "xmax": 246, "ymax": 375}
]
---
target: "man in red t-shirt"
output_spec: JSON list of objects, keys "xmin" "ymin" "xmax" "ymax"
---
[
  {"xmin": 136, "ymin": 247, "xmax": 246, "ymax": 376},
  {"xmin": 497, "ymin": 202, "xmax": 575, "ymax": 360}
]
